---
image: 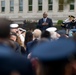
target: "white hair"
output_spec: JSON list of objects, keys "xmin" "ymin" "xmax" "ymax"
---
[{"xmin": 33, "ymin": 29, "xmax": 42, "ymax": 39}]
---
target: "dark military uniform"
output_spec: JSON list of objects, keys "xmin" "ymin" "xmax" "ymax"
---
[
  {"xmin": 62, "ymin": 15, "xmax": 76, "ymax": 29},
  {"xmin": 61, "ymin": 15, "xmax": 76, "ymax": 34},
  {"xmin": 31, "ymin": 38, "xmax": 76, "ymax": 75},
  {"xmin": 0, "ymin": 43, "xmax": 34, "ymax": 75}
]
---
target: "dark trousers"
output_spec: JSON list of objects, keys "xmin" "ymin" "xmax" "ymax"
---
[{"xmin": 62, "ymin": 22, "xmax": 76, "ymax": 34}]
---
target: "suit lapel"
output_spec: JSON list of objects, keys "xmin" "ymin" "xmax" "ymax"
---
[
  {"xmin": 46, "ymin": 18, "xmax": 48, "ymax": 22},
  {"xmin": 42, "ymin": 18, "xmax": 44, "ymax": 23}
]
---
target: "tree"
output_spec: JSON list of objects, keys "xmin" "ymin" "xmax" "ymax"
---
[{"xmin": 58, "ymin": 0, "xmax": 74, "ymax": 4}]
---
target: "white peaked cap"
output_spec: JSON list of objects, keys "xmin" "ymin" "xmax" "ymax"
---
[
  {"xmin": 10, "ymin": 24, "xmax": 19, "ymax": 28},
  {"xmin": 18, "ymin": 28, "xmax": 26, "ymax": 32},
  {"xmin": 46, "ymin": 27, "xmax": 57, "ymax": 32}
]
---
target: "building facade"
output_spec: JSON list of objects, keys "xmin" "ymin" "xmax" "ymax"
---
[{"xmin": 0, "ymin": 0, "xmax": 76, "ymax": 23}]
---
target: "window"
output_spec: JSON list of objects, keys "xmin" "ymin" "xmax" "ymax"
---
[
  {"xmin": 38, "ymin": 0, "xmax": 42, "ymax": 11},
  {"xmin": 28, "ymin": 0, "xmax": 32, "ymax": 11},
  {"xmin": 10, "ymin": 0, "xmax": 14, "ymax": 12},
  {"xmin": 1, "ymin": 0, "xmax": 5, "ymax": 12},
  {"xmin": 58, "ymin": 0, "xmax": 64, "ymax": 11},
  {"xmin": 48, "ymin": 0, "xmax": 53, "ymax": 11},
  {"xmin": 19, "ymin": 0, "xmax": 23, "ymax": 12},
  {"xmin": 70, "ymin": 0, "xmax": 75, "ymax": 10}
]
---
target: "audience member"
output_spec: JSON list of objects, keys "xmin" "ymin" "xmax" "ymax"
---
[
  {"xmin": 33, "ymin": 29, "xmax": 42, "ymax": 40},
  {"xmin": 18, "ymin": 28, "xmax": 26, "ymax": 43},
  {"xmin": 62, "ymin": 15, "xmax": 76, "ymax": 34},
  {"xmin": 24, "ymin": 31, "xmax": 33, "ymax": 48},
  {"xmin": 41, "ymin": 31, "xmax": 51, "ymax": 40},
  {"xmin": 26, "ymin": 29, "xmax": 41, "ymax": 55},
  {"xmin": 22, "ymin": 20, "xmax": 26, "ymax": 29},
  {"xmin": 46, "ymin": 27, "xmax": 60, "ymax": 40},
  {"xmin": 57, "ymin": 30, "xmax": 69, "ymax": 38},
  {"xmin": 10, "ymin": 32, "xmax": 17, "ymax": 41},
  {"xmin": 31, "ymin": 38, "xmax": 76, "ymax": 75},
  {"xmin": 10, "ymin": 24, "xmax": 19, "ymax": 33}
]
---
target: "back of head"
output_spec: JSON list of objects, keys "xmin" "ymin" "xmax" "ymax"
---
[
  {"xmin": 46, "ymin": 27, "xmax": 59, "ymax": 40},
  {"xmin": 33, "ymin": 29, "xmax": 42, "ymax": 39},
  {"xmin": 24, "ymin": 31, "xmax": 33, "ymax": 45},
  {"xmin": 0, "ymin": 49, "xmax": 34, "ymax": 75},
  {"xmin": 41, "ymin": 31, "xmax": 50, "ymax": 40},
  {"xmin": 0, "ymin": 18, "xmax": 13, "ymax": 39}
]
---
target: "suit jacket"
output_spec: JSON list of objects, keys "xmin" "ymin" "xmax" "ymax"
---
[
  {"xmin": 37, "ymin": 18, "xmax": 53, "ymax": 31},
  {"xmin": 26, "ymin": 39, "xmax": 39, "ymax": 55}
]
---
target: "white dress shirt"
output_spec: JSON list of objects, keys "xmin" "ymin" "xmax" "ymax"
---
[
  {"xmin": 63, "ymin": 18, "xmax": 70, "ymax": 23},
  {"xmin": 43, "ymin": 18, "xmax": 47, "ymax": 22}
]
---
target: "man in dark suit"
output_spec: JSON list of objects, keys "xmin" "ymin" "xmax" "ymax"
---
[
  {"xmin": 37, "ymin": 12, "xmax": 53, "ymax": 31},
  {"xmin": 26, "ymin": 29, "xmax": 42, "ymax": 55}
]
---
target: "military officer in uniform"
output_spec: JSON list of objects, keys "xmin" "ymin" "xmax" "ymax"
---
[
  {"xmin": 31, "ymin": 39, "xmax": 76, "ymax": 75},
  {"xmin": 61, "ymin": 15, "xmax": 76, "ymax": 34}
]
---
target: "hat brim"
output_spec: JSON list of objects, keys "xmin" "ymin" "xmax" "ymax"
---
[{"xmin": 46, "ymin": 27, "xmax": 57, "ymax": 32}]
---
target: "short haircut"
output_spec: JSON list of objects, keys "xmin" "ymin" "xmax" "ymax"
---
[
  {"xmin": 40, "ymin": 60, "xmax": 68, "ymax": 75},
  {"xmin": 0, "ymin": 18, "xmax": 13, "ymax": 38},
  {"xmin": 41, "ymin": 31, "xmax": 50, "ymax": 39},
  {"xmin": 33, "ymin": 29, "xmax": 42, "ymax": 39},
  {"xmin": 43, "ymin": 12, "xmax": 47, "ymax": 15}
]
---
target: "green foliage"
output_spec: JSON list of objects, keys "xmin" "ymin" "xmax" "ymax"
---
[
  {"xmin": 57, "ymin": 20, "xmax": 63, "ymax": 25},
  {"xmin": 25, "ymin": 22, "xmax": 37, "ymax": 31},
  {"xmin": 55, "ymin": 20, "xmax": 63, "ymax": 30}
]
